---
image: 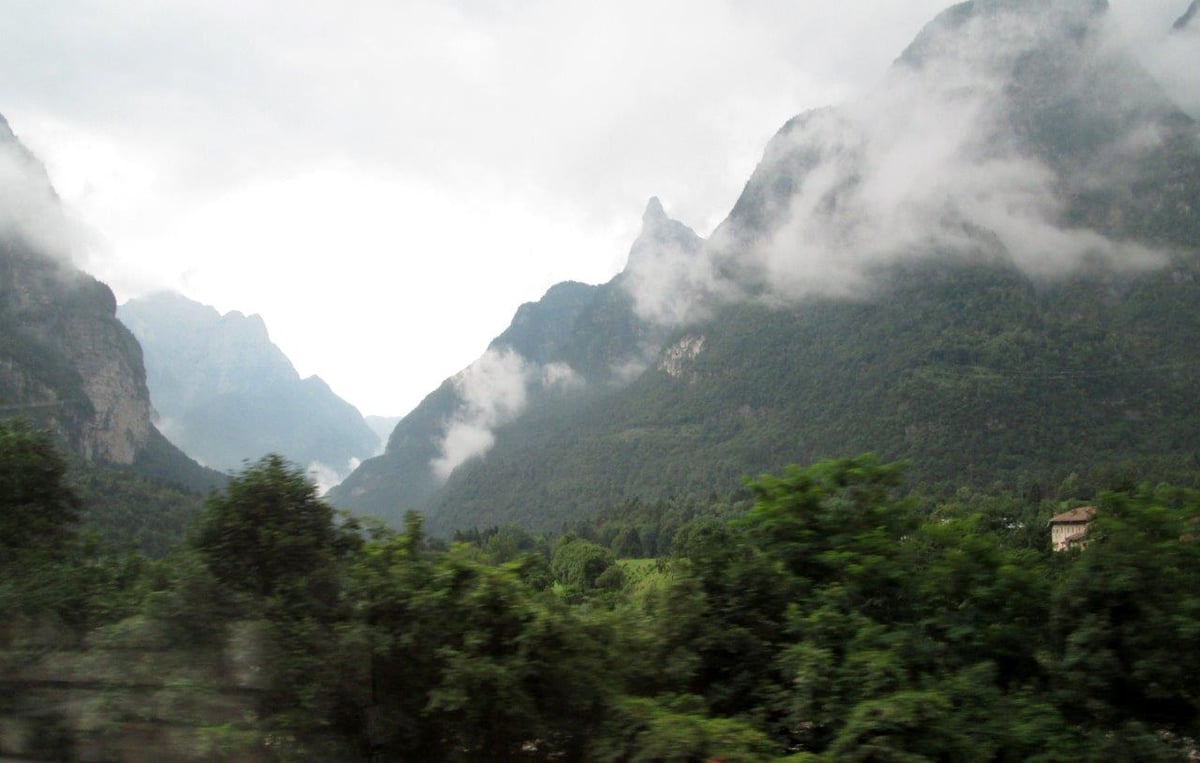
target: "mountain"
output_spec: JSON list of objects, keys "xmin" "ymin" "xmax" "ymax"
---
[
  {"xmin": 1176, "ymin": 0, "xmax": 1199, "ymax": 30},
  {"xmin": 331, "ymin": 0, "xmax": 1200, "ymax": 534},
  {"xmin": 0, "ymin": 114, "xmax": 219, "ymax": 487},
  {"xmin": 1, "ymin": 113, "xmax": 224, "ymax": 552},
  {"xmin": 330, "ymin": 205, "xmax": 704, "ymax": 521},
  {"xmin": 118, "ymin": 291, "xmax": 379, "ymax": 484},
  {"xmin": 332, "ymin": 279, "xmax": 607, "ymax": 519}
]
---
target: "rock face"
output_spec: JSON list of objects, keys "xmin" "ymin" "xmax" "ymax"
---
[
  {"xmin": 0, "ymin": 117, "xmax": 153, "ymax": 465},
  {"xmin": 119, "ymin": 291, "xmax": 380, "ymax": 481},
  {"xmin": 0, "ymin": 246, "xmax": 152, "ymax": 464}
]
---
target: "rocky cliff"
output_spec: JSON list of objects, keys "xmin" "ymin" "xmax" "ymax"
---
[
  {"xmin": 0, "ymin": 244, "xmax": 151, "ymax": 463},
  {"xmin": 0, "ymin": 113, "xmax": 219, "ymax": 492}
]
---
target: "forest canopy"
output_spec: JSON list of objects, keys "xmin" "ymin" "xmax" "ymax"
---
[{"xmin": 4, "ymin": 434, "xmax": 1200, "ymax": 761}]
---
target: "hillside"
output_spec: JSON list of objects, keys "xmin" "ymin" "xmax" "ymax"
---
[
  {"xmin": 331, "ymin": 0, "xmax": 1200, "ymax": 534},
  {"xmin": 329, "ymin": 206, "xmax": 699, "ymax": 521},
  {"xmin": 119, "ymin": 292, "xmax": 379, "ymax": 484}
]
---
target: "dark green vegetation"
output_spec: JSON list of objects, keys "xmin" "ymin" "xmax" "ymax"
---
[
  {"xmin": 0, "ymin": 422, "xmax": 154, "ymax": 633},
  {"xmin": 71, "ymin": 458, "xmax": 208, "ymax": 557},
  {"xmin": 333, "ymin": 279, "xmax": 616, "ymax": 521},
  {"xmin": 426, "ymin": 259, "xmax": 1200, "ymax": 535},
  {"xmin": 7, "ymin": 432, "xmax": 1200, "ymax": 760},
  {"xmin": 118, "ymin": 292, "xmax": 380, "ymax": 478}
]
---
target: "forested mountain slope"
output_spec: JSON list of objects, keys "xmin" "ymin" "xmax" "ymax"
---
[
  {"xmin": 333, "ymin": 0, "xmax": 1200, "ymax": 535},
  {"xmin": 330, "ymin": 200, "xmax": 703, "ymax": 522}
]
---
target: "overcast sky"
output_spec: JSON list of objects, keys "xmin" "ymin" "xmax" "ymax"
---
[{"xmin": 1, "ymin": 0, "xmax": 1189, "ymax": 417}]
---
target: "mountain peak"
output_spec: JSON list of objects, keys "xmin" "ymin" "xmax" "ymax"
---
[
  {"xmin": 898, "ymin": 0, "xmax": 1109, "ymax": 70},
  {"xmin": 643, "ymin": 196, "xmax": 667, "ymax": 226},
  {"xmin": 0, "ymin": 112, "xmax": 15, "ymax": 143},
  {"xmin": 119, "ymin": 291, "xmax": 378, "ymax": 477},
  {"xmin": 636, "ymin": 197, "xmax": 697, "ymax": 246},
  {"xmin": 626, "ymin": 198, "xmax": 702, "ymax": 259},
  {"xmin": 1175, "ymin": 0, "xmax": 1199, "ymax": 30},
  {"xmin": 620, "ymin": 198, "xmax": 709, "ymax": 326}
]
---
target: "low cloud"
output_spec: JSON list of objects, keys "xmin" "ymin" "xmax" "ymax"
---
[
  {"xmin": 431, "ymin": 347, "xmax": 583, "ymax": 479},
  {"xmin": 1147, "ymin": 18, "xmax": 1200, "ymax": 117},
  {"xmin": 0, "ymin": 134, "xmax": 80, "ymax": 262},
  {"xmin": 1110, "ymin": 0, "xmax": 1200, "ymax": 118},
  {"xmin": 307, "ymin": 461, "xmax": 342, "ymax": 496},
  {"xmin": 308, "ymin": 457, "xmax": 362, "ymax": 496},
  {"xmin": 622, "ymin": 2, "xmax": 1178, "ymax": 323},
  {"xmin": 610, "ymin": 356, "xmax": 649, "ymax": 384},
  {"xmin": 541, "ymin": 361, "xmax": 584, "ymax": 391},
  {"xmin": 621, "ymin": 208, "xmax": 715, "ymax": 327}
]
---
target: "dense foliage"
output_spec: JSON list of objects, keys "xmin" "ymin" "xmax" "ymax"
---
[
  {"xmin": 0, "ymin": 420, "xmax": 153, "ymax": 631},
  {"xmin": 71, "ymin": 460, "xmax": 209, "ymax": 557},
  {"xmin": 8, "ymin": 438, "xmax": 1200, "ymax": 760}
]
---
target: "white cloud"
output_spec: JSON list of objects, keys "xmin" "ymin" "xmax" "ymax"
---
[
  {"xmin": 626, "ymin": 1, "xmax": 1179, "ymax": 321},
  {"xmin": 431, "ymin": 347, "xmax": 584, "ymax": 479},
  {"xmin": 541, "ymin": 362, "xmax": 585, "ymax": 391},
  {"xmin": 307, "ymin": 461, "xmax": 342, "ymax": 497},
  {"xmin": 0, "ymin": 138, "xmax": 80, "ymax": 262},
  {"xmin": 622, "ymin": 226, "xmax": 716, "ymax": 327},
  {"xmin": 0, "ymin": 1, "xmax": 950, "ymax": 416},
  {"xmin": 431, "ymin": 348, "xmax": 530, "ymax": 479}
]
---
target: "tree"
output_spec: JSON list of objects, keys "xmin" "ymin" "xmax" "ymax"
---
[
  {"xmin": 1050, "ymin": 485, "xmax": 1200, "ymax": 743},
  {"xmin": 349, "ymin": 529, "xmax": 617, "ymax": 761},
  {"xmin": 0, "ymin": 419, "xmax": 85, "ymax": 622},
  {"xmin": 551, "ymin": 536, "xmax": 614, "ymax": 591},
  {"xmin": 194, "ymin": 454, "xmax": 338, "ymax": 608},
  {"xmin": 0, "ymin": 419, "xmax": 79, "ymax": 567},
  {"xmin": 612, "ymin": 526, "xmax": 644, "ymax": 558},
  {"xmin": 190, "ymin": 455, "xmax": 368, "ymax": 747}
]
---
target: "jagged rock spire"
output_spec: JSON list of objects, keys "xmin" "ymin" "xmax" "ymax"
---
[{"xmin": 643, "ymin": 196, "xmax": 667, "ymax": 226}]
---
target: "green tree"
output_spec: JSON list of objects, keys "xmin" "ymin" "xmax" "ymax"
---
[
  {"xmin": 612, "ymin": 526, "xmax": 645, "ymax": 558},
  {"xmin": 597, "ymin": 696, "xmax": 776, "ymax": 763},
  {"xmin": 0, "ymin": 419, "xmax": 85, "ymax": 622},
  {"xmin": 194, "ymin": 454, "xmax": 339, "ymax": 608},
  {"xmin": 190, "ymin": 455, "xmax": 362, "ymax": 742},
  {"xmin": 1051, "ymin": 485, "xmax": 1200, "ymax": 744},
  {"xmin": 551, "ymin": 535, "xmax": 615, "ymax": 592},
  {"xmin": 349, "ymin": 525, "xmax": 617, "ymax": 761},
  {"xmin": 0, "ymin": 419, "xmax": 79, "ymax": 567}
]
